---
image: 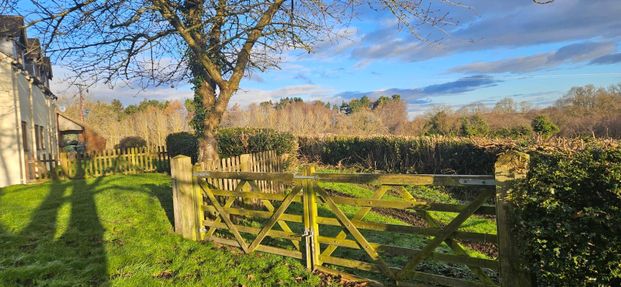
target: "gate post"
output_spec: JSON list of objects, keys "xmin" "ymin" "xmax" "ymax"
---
[
  {"xmin": 302, "ymin": 165, "xmax": 320, "ymax": 270},
  {"xmin": 494, "ymin": 151, "xmax": 532, "ymax": 287},
  {"xmin": 171, "ymin": 155, "xmax": 201, "ymax": 240}
]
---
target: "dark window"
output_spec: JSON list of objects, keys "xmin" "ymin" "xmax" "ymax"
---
[
  {"xmin": 34, "ymin": 124, "xmax": 40, "ymax": 150},
  {"xmin": 40, "ymin": 126, "xmax": 46, "ymax": 150},
  {"xmin": 21, "ymin": 121, "xmax": 28, "ymax": 151},
  {"xmin": 38, "ymin": 126, "xmax": 45, "ymax": 150}
]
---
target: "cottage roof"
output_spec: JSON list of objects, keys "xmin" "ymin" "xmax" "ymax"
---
[
  {"xmin": 57, "ymin": 113, "xmax": 85, "ymax": 132},
  {"xmin": 0, "ymin": 15, "xmax": 26, "ymax": 45}
]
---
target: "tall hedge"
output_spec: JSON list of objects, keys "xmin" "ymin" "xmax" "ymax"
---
[
  {"xmin": 166, "ymin": 129, "xmax": 296, "ymax": 162},
  {"xmin": 216, "ymin": 128, "xmax": 297, "ymax": 158},
  {"xmin": 514, "ymin": 148, "xmax": 621, "ymax": 286},
  {"xmin": 298, "ymin": 136, "xmax": 500, "ymax": 174},
  {"xmin": 166, "ymin": 132, "xmax": 199, "ymax": 163}
]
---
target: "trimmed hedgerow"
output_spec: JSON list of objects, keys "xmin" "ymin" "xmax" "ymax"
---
[
  {"xmin": 216, "ymin": 128, "xmax": 297, "ymax": 157},
  {"xmin": 298, "ymin": 136, "xmax": 500, "ymax": 174},
  {"xmin": 513, "ymin": 147, "xmax": 621, "ymax": 286},
  {"xmin": 166, "ymin": 129, "xmax": 297, "ymax": 161}
]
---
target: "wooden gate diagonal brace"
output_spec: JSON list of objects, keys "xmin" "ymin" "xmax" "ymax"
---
[
  {"xmin": 204, "ymin": 196, "xmax": 237, "ymax": 239},
  {"xmin": 397, "ymin": 189, "xmax": 495, "ymax": 280},
  {"xmin": 398, "ymin": 187, "xmax": 496, "ymax": 285},
  {"xmin": 199, "ymin": 180, "xmax": 250, "ymax": 253},
  {"xmin": 201, "ymin": 179, "xmax": 246, "ymax": 240},
  {"xmin": 321, "ymin": 185, "xmax": 390, "ymax": 258},
  {"xmin": 315, "ymin": 186, "xmax": 395, "ymax": 279},
  {"xmin": 248, "ymin": 180, "xmax": 302, "ymax": 250},
  {"xmin": 248, "ymin": 188, "xmax": 302, "ymax": 252}
]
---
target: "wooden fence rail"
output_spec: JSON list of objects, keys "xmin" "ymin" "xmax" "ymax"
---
[{"xmin": 171, "ymin": 151, "xmax": 532, "ymax": 287}]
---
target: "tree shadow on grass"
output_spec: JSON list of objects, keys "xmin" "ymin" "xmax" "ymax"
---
[
  {"xmin": 104, "ymin": 181, "xmax": 174, "ymax": 228},
  {"xmin": 0, "ymin": 165, "xmax": 109, "ymax": 286}
]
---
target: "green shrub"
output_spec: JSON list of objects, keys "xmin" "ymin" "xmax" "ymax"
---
[
  {"xmin": 116, "ymin": 136, "xmax": 147, "ymax": 150},
  {"xmin": 531, "ymin": 115, "xmax": 560, "ymax": 138},
  {"xmin": 165, "ymin": 129, "xmax": 296, "ymax": 160},
  {"xmin": 514, "ymin": 148, "xmax": 621, "ymax": 286},
  {"xmin": 459, "ymin": 115, "xmax": 490, "ymax": 137},
  {"xmin": 166, "ymin": 132, "xmax": 199, "ymax": 163},
  {"xmin": 216, "ymin": 128, "xmax": 297, "ymax": 157},
  {"xmin": 298, "ymin": 136, "xmax": 499, "ymax": 174}
]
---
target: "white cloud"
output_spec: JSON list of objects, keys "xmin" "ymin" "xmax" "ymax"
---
[
  {"xmin": 348, "ymin": 0, "xmax": 621, "ymax": 64},
  {"xmin": 451, "ymin": 42, "xmax": 617, "ymax": 74}
]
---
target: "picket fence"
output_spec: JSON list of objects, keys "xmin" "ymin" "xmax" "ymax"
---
[
  {"xmin": 27, "ymin": 148, "xmax": 286, "ymax": 181},
  {"xmin": 199, "ymin": 150, "xmax": 290, "ymax": 194},
  {"xmin": 57, "ymin": 146, "xmax": 169, "ymax": 178}
]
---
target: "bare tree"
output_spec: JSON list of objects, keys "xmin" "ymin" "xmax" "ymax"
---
[{"xmin": 3, "ymin": 0, "xmax": 459, "ymax": 161}]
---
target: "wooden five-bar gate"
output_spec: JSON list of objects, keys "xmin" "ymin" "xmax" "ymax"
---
[{"xmin": 171, "ymin": 151, "xmax": 532, "ymax": 287}]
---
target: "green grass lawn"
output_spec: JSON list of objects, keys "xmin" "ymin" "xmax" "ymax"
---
[{"xmin": 0, "ymin": 174, "xmax": 323, "ymax": 287}]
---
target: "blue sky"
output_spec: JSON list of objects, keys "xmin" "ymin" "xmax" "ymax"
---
[{"xmin": 50, "ymin": 0, "xmax": 621, "ymax": 118}]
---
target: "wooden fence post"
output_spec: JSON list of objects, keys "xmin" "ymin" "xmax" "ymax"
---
[
  {"xmin": 495, "ymin": 151, "xmax": 532, "ymax": 287},
  {"xmin": 239, "ymin": 154, "xmax": 254, "ymax": 201},
  {"xmin": 171, "ymin": 155, "xmax": 200, "ymax": 240}
]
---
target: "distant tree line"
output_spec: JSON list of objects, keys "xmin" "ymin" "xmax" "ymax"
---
[
  {"xmin": 419, "ymin": 84, "xmax": 621, "ymax": 139},
  {"xmin": 220, "ymin": 94, "xmax": 408, "ymax": 135},
  {"xmin": 219, "ymin": 83, "xmax": 621, "ymax": 139},
  {"xmin": 62, "ymin": 82, "xmax": 621, "ymax": 148},
  {"xmin": 63, "ymin": 98, "xmax": 189, "ymax": 149}
]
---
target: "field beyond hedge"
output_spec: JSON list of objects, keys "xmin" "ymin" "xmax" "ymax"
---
[{"xmin": 0, "ymin": 174, "xmax": 323, "ymax": 286}]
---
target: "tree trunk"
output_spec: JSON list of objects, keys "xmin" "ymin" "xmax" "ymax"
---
[
  {"xmin": 198, "ymin": 129, "xmax": 219, "ymax": 163},
  {"xmin": 196, "ymin": 80, "xmax": 231, "ymax": 163}
]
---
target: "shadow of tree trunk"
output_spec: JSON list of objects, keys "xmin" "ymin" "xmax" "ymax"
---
[
  {"xmin": 59, "ymin": 175, "xmax": 108, "ymax": 285},
  {"xmin": 0, "ymin": 163, "xmax": 109, "ymax": 286}
]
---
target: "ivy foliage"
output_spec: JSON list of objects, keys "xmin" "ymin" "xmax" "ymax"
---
[{"xmin": 514, "ymin": 148, "xmax": 621, "ymax": 286}]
